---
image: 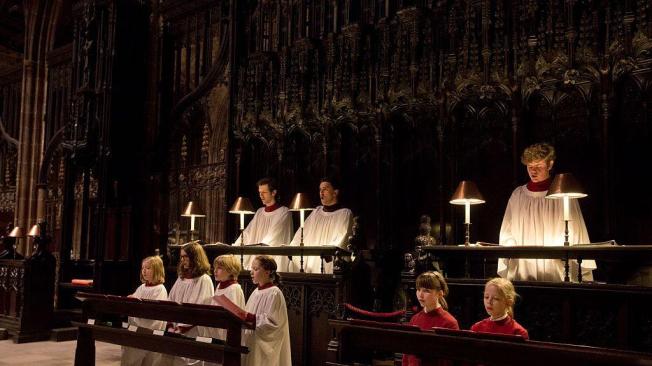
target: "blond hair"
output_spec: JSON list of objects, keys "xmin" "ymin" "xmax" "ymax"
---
[
  {"xmin": 141, "ymin": 256, "xmax": 165, "ymax": 285},
  {"xmin": 415, "ymin": 271, "xmax": 450, "ymax": 310},
  {"xmin": 214, "ymin": 254, "xmax": 242, "ymax": 280},
  {"xmin": 486, "ymin": 277, "xmax": 518, "ymax": 317},
  {"xmin": 178, "ymin": 242, "xmax": 211, "ymax": 278},
  {"xmin": 521, "ymin": 143, "xmax": 556, "ymax": 165}
]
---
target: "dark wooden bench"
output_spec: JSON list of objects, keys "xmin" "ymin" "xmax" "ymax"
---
[
  {"xmin": 73, "ymin": 292, "xmax": 254, "ymax": 366},
  {"xmin": 327, "ymin": 319, "xmax": 652, "ymax": 366}
]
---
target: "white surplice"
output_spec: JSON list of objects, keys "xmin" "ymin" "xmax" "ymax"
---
[
  {"xmin": 233, "ymin": 206, "xmax": 294, "ymax": 270},
  {"xmin": 242, "ymin": 286, "xmax": 291, "ymax": 366},
  {"xmin": 288, "ymin": 206, "xmax": 352, "ymax": 273},
  {"xmin": 164, "ymin": 274, "xmax": 215, "ymax": 366},
  {"xmin": 498, "ymin": 184, "xmax": 597, "ymax": 282},
  {"xmin": 200, "ymin": 283, "xmax": 246, "ymax": 341},
  {"xmin": 200, "ymin": 282, "xmax": 246, "ymax": 366},
  {"xmin": 121, "ymin": 284, "xmax": 168, "ymax": 366}
]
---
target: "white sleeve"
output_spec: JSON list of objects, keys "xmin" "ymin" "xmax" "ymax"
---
[
  {"xmin": 254, "ymin": 291, "xmax": 286, "ymax": 339},
  {"xmin": 328, "ymin": 210, "xmax": 353, "ymax": 248}
]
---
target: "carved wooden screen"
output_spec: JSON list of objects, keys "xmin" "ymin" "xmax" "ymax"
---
[
  {"xmin": 162, "ymin": 0, "xmax": 231, "ymax": 244},
  {"xmin": 231, "ymin": 0, "xmax": 652, "ymax": 254},
  {"xmin": 0, "ymin": 70, "xmax": 20, "ymax": 231}
]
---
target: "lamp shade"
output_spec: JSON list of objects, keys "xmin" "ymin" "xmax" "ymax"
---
[
  {"xmin": 289, "ymin": 193, "xmax": 313, "ymax": 211},
  {"xmin": 8, "ymin": 226, "xmax": 24, "ymax": 238},
  {"xmin": 27, "ymin": 224, "xmax": 40, "ymax": 237},
  {"xmin": 229, "ymin": 197, "xmax": 255, "ymax": 214},
  {"xmin": 545, "ymin": 173, "xmax": 587, "ymax": 199},
  {"xmin": 182, "ymin": 201, "xmax": 206, "ymax": 217},
  {"xmin": 449, "ymin": 181, "xmax": 485, "ymax": 205}
]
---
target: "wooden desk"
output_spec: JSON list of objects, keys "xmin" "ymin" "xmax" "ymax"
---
[
  {"xmin": 73, "ymin": 292, "xmax": 253, "ymax": 366},
  {"xmin": 328, "ymin": 319, "xmax": 652, "ymax": 366},
  {"xmin": 416, "ymin": 243, "xmax": 652, "ymax": 282}
]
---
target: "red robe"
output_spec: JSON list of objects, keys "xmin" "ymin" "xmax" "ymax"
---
[
  {"xmin": 471, "ymin": 316, "xmax": 529, "ymax": 339},
  {"xmin": 402, "ymin": 307, "xmax": 459, "ymax": 366}
]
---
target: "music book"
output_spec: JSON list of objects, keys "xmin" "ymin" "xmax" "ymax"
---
[
  {"xmin": 476, "ymin": 241, "xmax": 500, "ymax": 246},
  {"xmin": 212, "ymin": 294, "xmax": 251, "ymax": 324}
]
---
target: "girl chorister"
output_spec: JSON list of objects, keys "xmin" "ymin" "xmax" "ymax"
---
[
  {"xmin": 242, "ymin": 255, "xmax": 292, "ymax": 366},
  {"xmin": 166, "ymin": 242, "xmax": 215, "ymax": 366},
  {"xmin": 471, "ymin": 277, "xmax": 529, "ymax": 339},
  {"xmin": 403, "ymin": 271, "xmax": 459, "ymax": 366},
  {"xmin": 121, "ymin": 256, "xmax": 168, "ymax": 366}
]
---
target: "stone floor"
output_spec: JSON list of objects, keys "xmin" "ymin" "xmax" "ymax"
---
[{"xmin": 0, "ymin": 339, "xmax": 121, "ymax": 365}]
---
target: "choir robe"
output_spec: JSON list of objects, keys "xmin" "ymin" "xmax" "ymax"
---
[
  {"xmin": 288, "ymin": 206, "xmax": 352, "ymax": 273},
  {"xmin": 164, "ymin": 274, "xmax": 215, "ymax": 366},
  {"xmin": 402, "ymin": 307, "xmax": 459, "ymax": 366},
  {"xmin": 234, "ymin": 205, "xmax": 293, "ymax": 270},
  {"xmin": 498, "ymin": 184, "xmax": 596, "ymax": 282},
  {"xmin": 201, "ymin": 281, "xmax": 246, "ymax": 366},
  {"xmin": 121, "ymin": 284, "xmax": 168, "ymax": 366},
  {"xmin": 471, "ymin": 316, "xmax": 529, "ymax": 339},
  {"xmin": 242, "ymin": 285, "xmax": 291, "ymax": 366}
]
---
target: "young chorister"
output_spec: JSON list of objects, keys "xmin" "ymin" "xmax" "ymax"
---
[
  {"xmin": 121, "ymin": 256, "xmax": 168, "ymax": 366},
  {"xmin": 471, "ymin": 278, "xmax": 529, "ymax": 339},
  {"xmin": 165, "ymin": 242, "xmax": 215, "ymax": 366},
  {"xmin": 202, "ymin": 254, "xmax": 246, "ymax": 343},
  {"xmin": 402, "ymin": 271, "xmax": 459, "ymax": 366},
  {"xmin": 242, "ymin": 255, "xmax": 291, "ymax": 366}
]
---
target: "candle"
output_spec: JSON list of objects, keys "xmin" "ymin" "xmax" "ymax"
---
[
  {"xmin": 464, "ymin": 201, "xmax": 470, "ymax": 224},
  {"xmin": 240, "ymin": 213, "xmax": 245, "ymax": 230},
  {"xmin": 300, "ymin": 210, "xmax": 306, "ymax": 228},
  {"xmin": 563, "ymin": 196, "xmax": 570, "ymax": 221},
  {"xmin": 190, "ymin": 216, "xmax": 196, "ymax": 231}
]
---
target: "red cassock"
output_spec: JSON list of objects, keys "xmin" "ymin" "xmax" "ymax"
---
[
  {"xmin": 402, "ymin": 307, "xmax": 459, "ymax": 366},
  {"xmin": 470, "ymin": 316, "xmax": 529, "ymax": 339}
]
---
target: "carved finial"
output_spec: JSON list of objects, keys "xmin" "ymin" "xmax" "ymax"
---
[{"xmin": 415, "ymin": 214, "xmax": 436, "ymax": 247}]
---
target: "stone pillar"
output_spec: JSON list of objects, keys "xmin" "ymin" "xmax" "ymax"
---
[{"xmin": 14, "ymin": 0, "xmax": 60, "ymax": 255}]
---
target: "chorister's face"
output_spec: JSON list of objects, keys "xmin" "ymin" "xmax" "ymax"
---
[
  {"xmin": 250, "ymin": 259, "xmax": 271, "ymax": 285},
  {"xmin": 416, "ymin": 287, "xmax": 442, "ymax": 311},
  {"xmin": 319, "ymin": 182, "xmax": 338, "ymax": 206},
  {"xmin": 526, "ymin": 159, "xmax": 553, "ymax": 183},
  {"xmin": 141, "ymin": 260, "xmax": 154, "ymax": 284},
  {"xmin": 180, "ymin": 250, "xmax": 190, "ymax": 270},
  {"xmin": 483, "ymin": 284, "xmax": 509, "ymax": 319},
  {"xmin": 214, "ymin": 264, "xmax": 230, "ymax": 282},
  {"xmin": 258, "ymin": 184, "xmax": 276, "ymax": 207}
]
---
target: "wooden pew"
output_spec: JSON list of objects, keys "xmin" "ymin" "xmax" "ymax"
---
[
  {"xmin": 327, "ymin": 319, "xmax": 652, "ymax": 366},
  {"xmin": 73, "ymin": 292, "xmax": 254, "ymax": 366}
]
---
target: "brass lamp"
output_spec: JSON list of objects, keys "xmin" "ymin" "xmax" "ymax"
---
[
  {"xmin": 8, "ymin": 226, "xmax": 24, "ymax": 260},
  {"xmin": 182, "ymin": 201, "xmax": 206, "ymax": 241},
  {"xmin": 289, "ymin": 193, "xmax": 314, "ymax": 273},
  {"xmin": 27, "ymin": 224, "xmax": 40, "ymax": 237},
  {"xmin": 545, "ymin": 173, "xmax": 587, "ymax": 282},
  {"xmin": 450, "ymin": 181, "xmax": 485, "ymax": 246},
  {"xmin": 545, "ymin": 173, "xmax": 587, "ymax": 246},
  {"xmin": 229, "ymin": 197, "xmax": 255, "ymax": 267},
  {"xmin": 8, "ymin": 226, "xmax": 24, "ymax": 238},
  {"xmin": 229, "ymin": 197, "xmax": 255, "ymax": 233}
]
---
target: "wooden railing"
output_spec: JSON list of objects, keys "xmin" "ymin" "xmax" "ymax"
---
[
  {"xmin": 73, "ymin": 292, "xmax": 253, "ymax": 366},
  {"xmin": 413, "ymin": 243, "xmax": 652, "ymax": 282},
  {"xmin": 327, "ymin": 319, "xmax": 652, "ymax": 366}
]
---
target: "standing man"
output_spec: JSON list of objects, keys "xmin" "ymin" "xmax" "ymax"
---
[
  {"xmin": 289, "ymin": 176, "xmax": 352, "ymax": 273},
  {"xmin": 498, "ymin": 143, "xmax": 596, "ymax": 282},
  {"xmin": 235, "ymin": 177, "xmax": 294, "ymax": 269}
]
